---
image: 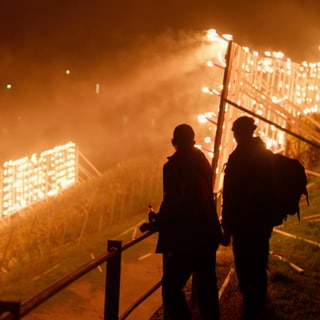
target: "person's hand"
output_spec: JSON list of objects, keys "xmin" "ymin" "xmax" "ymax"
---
[
  {"xmin": 221, "ymin": 233, "xmax": 231, "ymax": 246},
  {"xmin": 139, "ymin": 222, "xmax": 157, "ymax": 233},
  {"xmin": 140, "ymin": 223, "xmax": 151, "ymax": 232}
]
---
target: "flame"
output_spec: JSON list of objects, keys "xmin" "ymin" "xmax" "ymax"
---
[{"xmin": 1, "ymin": 142, "xmax": 77, "ymax": 216}]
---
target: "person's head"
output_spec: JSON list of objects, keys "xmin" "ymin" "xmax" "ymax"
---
[
  {"xmin": 232, "ymin": 116, "xmax": 257, "ymax": 143},
  {"xmin": 172, "ymin": 124, "xmax": 195, "ymax": 150}
]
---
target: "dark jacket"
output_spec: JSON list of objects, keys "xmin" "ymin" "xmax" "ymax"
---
[
  {"xmin": 155, "ymin": 147, "xmax": 223, "ymax": 254},
  {"xmin": 222, "ymin": 137, "xmax": 275, "ymax": 236}
]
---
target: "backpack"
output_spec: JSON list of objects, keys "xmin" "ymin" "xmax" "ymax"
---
[{"xmin": 271, "ymin": 153, "xmax": 309, "ymax": 226}]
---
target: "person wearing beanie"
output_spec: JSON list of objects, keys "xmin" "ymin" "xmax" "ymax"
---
[{"xmin": 221, "ymin": 116, "xmax": 274, "ymax": 320}]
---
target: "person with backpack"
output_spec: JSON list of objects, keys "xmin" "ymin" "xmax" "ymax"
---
[
  {"xmin": 221, "ymin": 116, "xmax": 274, "ymax": 320},
  {"xmin": 140, "ymin": 123, "xmax": 223, "ymax": 320}
]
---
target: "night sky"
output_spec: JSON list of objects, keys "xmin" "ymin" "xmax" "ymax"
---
[
  {"xmin": 1, "ymin": 0, "xmax": 319, "ymax": 62},
  {"xmin": 1, "ymin": 0, "xmax": 319, "ymax": 170}
]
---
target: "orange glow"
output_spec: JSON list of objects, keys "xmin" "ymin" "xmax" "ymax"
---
[
  {"xmin": 1, "ymin": 142, "xmax": 77, "ymax": 217},
  {"xmin": 201, "ymin": 29, "xmax": 320, "ymax": 192}
]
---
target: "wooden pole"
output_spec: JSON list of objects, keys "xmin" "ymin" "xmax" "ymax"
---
[
  {"xmin": 104, "ymin": 240, "xmax": 122, "ymax": 320},
  {"xmin": 212, "ymin": 40, "xmax": 233, "ymax": 189}
]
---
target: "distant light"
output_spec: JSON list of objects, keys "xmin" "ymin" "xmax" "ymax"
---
[
  {"xmin": 6, "ymin": 84, "xmax": 12, "ymax": 90},
  {"xmin": 222, "ymin": 34, "xmax": 233, "ymax": 41},
  {"xmin": 65, "ymin": 69, "xmax": 71, "ymax": 75},
  {"xmin": 207, "ymin": 29, "xmax": 218, "ymax": 41},
  {"xmin": 1, "ymin": 142, "xmax": 78, "ymax": 217},
  {"xmin": 202, "ymin": 87, "xmax": 221, "ymax": 96},
  {"xmin": 207, "ymin": 29, "xmax": 233, "ymax": 44},
  {"xmin": 202, "ymin": 87, "xmax": 212, "ymax": 94},
  {"xmin": 198, "ymin": 112, "xmax": 217, "ymax": 125}
]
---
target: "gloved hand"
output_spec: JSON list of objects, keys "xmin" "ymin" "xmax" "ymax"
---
[
  {"xmin": 139, "ymin": 222, "xmax": 157, "ymax": 233},
  {"xmin": 140, "ymin": 223, "xmax": 151, "ymax": 232}
]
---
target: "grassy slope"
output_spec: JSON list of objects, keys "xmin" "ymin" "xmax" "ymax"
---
[
  {"xmin": 267, "ymin": 174, "xmax": 320, "ymax": 320},
  {"xmin": 0, "ymin": 156, "xmax": 319, "ymax": 320}
]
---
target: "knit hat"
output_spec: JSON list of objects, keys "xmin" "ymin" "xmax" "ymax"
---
[
  {"xmin": 173, "ymin": 124, "xmax": 195, "ymax": 147},
  {"xmin": 232, "ymin": 116, "xmax": 257, "ymax": 133}
]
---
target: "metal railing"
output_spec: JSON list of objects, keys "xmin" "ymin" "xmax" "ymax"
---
[{"xmin": 0, "ymin": 229, "xmax": 160, "ymax": 320}]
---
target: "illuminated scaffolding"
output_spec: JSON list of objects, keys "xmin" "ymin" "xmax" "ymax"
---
[
  {"xmin": 0, "ymin": 142, "xmax": 101, "ymax": 218},
  {"xmin": 201, "ymin": 30, "xmax": 320, "ymax": 194}
]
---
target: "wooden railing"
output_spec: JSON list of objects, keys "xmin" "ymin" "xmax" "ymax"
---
[{"xmin": 0, "ymin": 230, "xmax": 161, "ymax": 320}]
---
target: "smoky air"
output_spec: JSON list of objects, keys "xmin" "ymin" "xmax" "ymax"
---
[{"xmin": 0, "ymin": 0, "xmax": 319, "ymax": 171}]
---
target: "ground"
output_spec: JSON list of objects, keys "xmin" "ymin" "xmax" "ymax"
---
[{"xmin": 20, "ymin": 247, "xmax": 244, "ymax": 320}]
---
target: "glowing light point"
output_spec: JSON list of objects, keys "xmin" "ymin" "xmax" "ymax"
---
[
  {"xmin": 207, "ymin": 29, "xmax": 218, "ymax": 41},
  {"xmin": 222, "ymin": 34, "xmax": 233, "ymax": 41}
]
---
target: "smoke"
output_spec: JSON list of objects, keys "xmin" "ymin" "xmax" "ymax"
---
[
  {"xmin": 219, "ymin": 0, "xmax": 320, "ymax": 62},
  {"xmin": 1, "ymin": 0, "xmax": 319, "ymax": 170},
  {"xmin": 0, "ymin": 30, "xmax": 223, "ymax": 171}
]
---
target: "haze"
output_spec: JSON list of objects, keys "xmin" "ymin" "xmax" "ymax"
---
[{"xmin": 1, "ymin": 0, "xmax": 319, "ymax": 171}]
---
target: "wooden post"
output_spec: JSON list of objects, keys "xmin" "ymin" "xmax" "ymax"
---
[
  {"xmin": 211, "ymin": 40, "xmax": 233, "ymax": 190},
  {"xmin": 0, "ymin": 301, "xmax": 20, "ymax": 319},
  {"xmin": 162, "ymin": 253, "xmax": 169, "ymax": 320},
  {"xmin": 104, "ymin": 240, "xmax": 122, "ymax": 320}
]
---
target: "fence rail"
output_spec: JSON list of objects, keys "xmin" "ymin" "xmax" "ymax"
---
[{"xmin": 0, "ymin": 229, "xmax": 158, "ymax": 320}]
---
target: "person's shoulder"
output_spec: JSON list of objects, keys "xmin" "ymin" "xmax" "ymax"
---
[
  {"xmin": 188, "ymin": 147, "xmax": 209, "ymax": 164},
  {"xmin": 163, "ymin": 151, "xmax": 181, "ymax": 170},
  {"xmin": 191, "ymin": 146, "xmax": 206, "ymax": 158},
  {"xmin": 253, "ymin": 137, "xmax": 274, "ymax": 157},
  {"xmin": 252, "ymin": 137, "xmax": 268, "ymax": 150}
]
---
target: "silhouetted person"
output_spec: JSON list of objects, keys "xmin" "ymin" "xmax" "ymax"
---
[
  {"xmin": 141, "ymin": 123, "xmax": 222, "ymax": 320},
  {"xmin": 221, "ymin": 116, "xmax": 274, "ymax": 320}
]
